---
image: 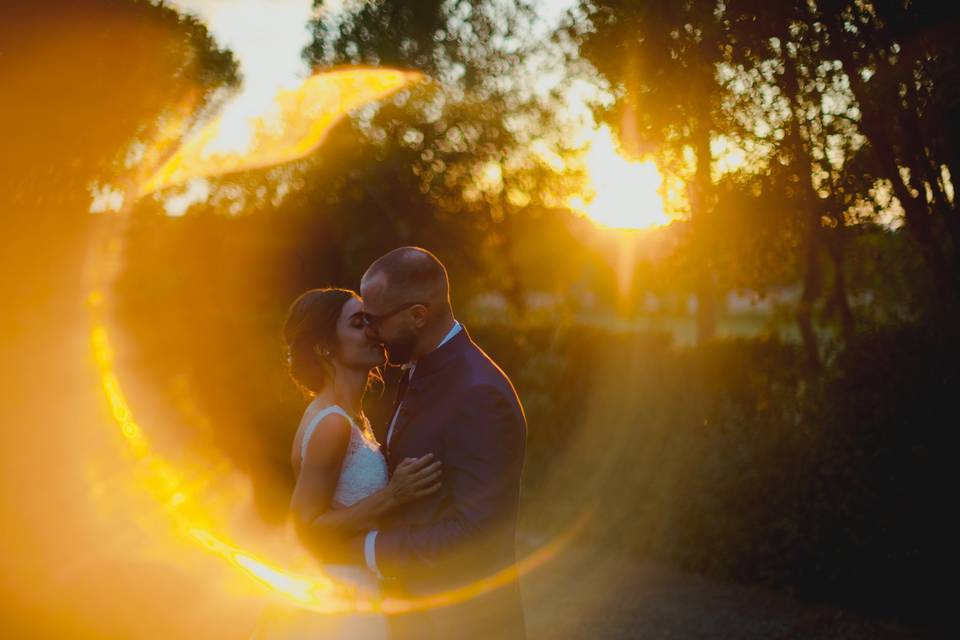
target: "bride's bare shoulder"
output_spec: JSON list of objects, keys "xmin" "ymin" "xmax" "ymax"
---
[{"xmin": 292, "ymin": 410, "xmax": 352, "ymax": 470}]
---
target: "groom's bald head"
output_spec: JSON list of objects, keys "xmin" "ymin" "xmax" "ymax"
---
[{"xmin": 361, "ymin": 246, "xmax": 451, "ymax": 311}]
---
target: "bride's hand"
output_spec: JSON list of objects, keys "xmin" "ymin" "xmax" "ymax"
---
[{"xmin": 387, "ymin": 454, "xmax": 442, "ymax": 505}]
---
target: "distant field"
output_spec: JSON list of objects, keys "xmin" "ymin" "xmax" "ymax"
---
[
  {"xmin": 578, "ymin": 313, "xmax": 796, "ymax": 344},
  {"xmin": 467, "ymin": 310, "xmax": 799, "ymax": 345}
]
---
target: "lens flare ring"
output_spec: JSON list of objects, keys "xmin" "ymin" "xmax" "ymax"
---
[{"xmin": 83, "ymin": 67, "xmax": 588, "ymax": 620}]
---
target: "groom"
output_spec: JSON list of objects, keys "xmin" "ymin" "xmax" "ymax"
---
[{"xmin": 357, "ymin": 247, "xmax": 527, "ymax": 640}]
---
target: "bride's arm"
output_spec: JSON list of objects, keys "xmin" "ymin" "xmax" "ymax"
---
[{"xmin": 290, "ymin": 415, "xmax": 441, "ymax": 553}]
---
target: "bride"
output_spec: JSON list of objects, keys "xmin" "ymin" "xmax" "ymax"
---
[{"xmin": 254, "ymin": 287, "xmax": 442, "ymax": 639}]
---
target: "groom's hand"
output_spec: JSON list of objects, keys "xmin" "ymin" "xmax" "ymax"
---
[{"xmin": 387, "ymin": 454, "xmax": 442, "ymax": 506}]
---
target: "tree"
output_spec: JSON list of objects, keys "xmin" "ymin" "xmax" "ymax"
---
[
  {"xmin": 0, "ymin": 0, "xmax": 239, "ymax": 323},
  {"xmin": 720, "ymin": 0, "xmax": 867, "ymax": 365},
  {"xmin": 568, "ymin": 0, "xmax": 741, "ymax": 343},
  {"xmin": 572, "ymin": 0, "xmax": 959, "ymax": 351},
  {"xmin": 814, "ymin": 0, "xmax": 960, "ymax": 307},
  {"xmin": 719, "ymin": 0, "xmax": 960, "ymax": 354}
]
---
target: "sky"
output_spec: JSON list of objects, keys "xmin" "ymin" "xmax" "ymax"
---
[{"xmin": 169, "ymin": 0, "xmax": 317, "ymax": 92}]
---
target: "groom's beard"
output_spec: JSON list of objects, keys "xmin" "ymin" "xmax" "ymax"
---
[{"xmin": 384, "ymin": 330, "xmax": 417, "ymax": 365}]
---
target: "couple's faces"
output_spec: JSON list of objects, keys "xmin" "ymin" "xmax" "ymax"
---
[
  {"xmin": 333, "ymin": 296, "xmax": 386, "ymax": 370},
  {"xmin": 359, "ymin": 283, "xmax": 419, "ymax": 365}
]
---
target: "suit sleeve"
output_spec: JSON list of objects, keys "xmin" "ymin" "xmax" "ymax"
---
[{"xmin": 374, "ymin": 384, "xmax": 525, "ymax": 577}]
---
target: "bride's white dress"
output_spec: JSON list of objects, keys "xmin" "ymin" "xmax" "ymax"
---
[{"xmin": 254, "ymin": 404, "xmax": 390, "ymax": 639}]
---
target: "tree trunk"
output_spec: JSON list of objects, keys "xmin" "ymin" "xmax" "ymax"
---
[
  {"xmin": 797, "ymin": 218, "xmax": 822, "ymax": 371},
  {"xmin": 691, "ymin": 121, "xmax": 717, "ymax": 344},
  {"xmin": 779, "ymin": 35, "xmax": 822, "ymax": 369},
  {"xmin": 825, "ymin": 220, "xmax": 855, "ymax": 342}
]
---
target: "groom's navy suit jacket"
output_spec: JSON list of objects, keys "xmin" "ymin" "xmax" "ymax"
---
[{"xmin": 378, "ymin": 326, "xmax": 527, "ymax": 640}]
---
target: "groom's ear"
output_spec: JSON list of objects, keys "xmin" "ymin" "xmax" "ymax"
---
[{"xmin": 411, "ymin": 304, "xmax": 429, "ymax": 328}]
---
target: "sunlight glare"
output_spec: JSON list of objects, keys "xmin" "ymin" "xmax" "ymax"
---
[
  {"xmin": 138, "ymin": 68, "xmax": 423, "ymax": 198},
  {"xmin": 569, "ymin": 125, "xmax": 671, "ymax": 230}
]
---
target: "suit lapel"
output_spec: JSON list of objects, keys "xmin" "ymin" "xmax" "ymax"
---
[{"xmin": 384, "ymin": 327, "xmax": 472, "ymax": 466}]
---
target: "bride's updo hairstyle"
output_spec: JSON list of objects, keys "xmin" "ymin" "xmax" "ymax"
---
[{"xmin": 282, "ymin": 287, "xmax": 355, "ymax": 396}]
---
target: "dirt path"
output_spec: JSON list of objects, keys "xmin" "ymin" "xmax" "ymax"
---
[{"xmin": 520, "ymin": 542, "xmax": 922, "ymax": 640}]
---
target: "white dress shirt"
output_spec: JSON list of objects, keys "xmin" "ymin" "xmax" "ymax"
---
[{"xmin": 364, "ymin": 321, "xmax": 461, "ymax": 578}]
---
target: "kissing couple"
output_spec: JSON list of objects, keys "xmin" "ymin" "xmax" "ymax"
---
[{"xmin": 255, "ymin": 247, "xmax": 527, "ymax": 640}]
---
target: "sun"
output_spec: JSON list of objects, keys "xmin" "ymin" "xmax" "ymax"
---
[{"xmin": 569, "ymin": 125, "xmax": 671, "ymax": 230}]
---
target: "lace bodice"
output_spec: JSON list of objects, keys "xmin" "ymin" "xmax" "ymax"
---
[{"xmin": 299, "ymin": 405, "xmax": 389, "ymax": 507}]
